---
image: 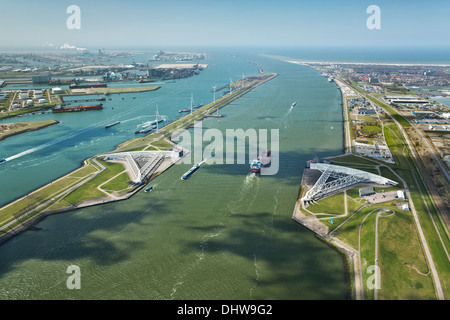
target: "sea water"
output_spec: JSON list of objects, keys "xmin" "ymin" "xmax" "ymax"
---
[{"xmin": 0, "ymin": 48, "xmax": 348, "ymax": 299}]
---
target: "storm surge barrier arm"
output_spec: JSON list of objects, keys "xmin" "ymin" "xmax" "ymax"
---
[{"xmin": 303, "ymin": 163, "xmax": 398, "ymax": 201}]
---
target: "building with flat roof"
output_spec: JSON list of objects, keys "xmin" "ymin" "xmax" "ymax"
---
[
  {"xmin": 412, "ymin": 110, "xmax": 436, "ymax": 117},
  {"xmin": 386, "ymin": 95, "xmax": 429, "ymax": 104},
  {"xmin": 33, "ymin": 90, "xmax": 43, "ymax": 99},
  {"xmin": 19, "ymin": 91, "xmax": 29, "ymax": 100},
  {"xmin": 358, "ymin": 107, "xmax": 376, "ymax": 115},
  {"xmin": 32, "ymin": 75, "xmax": 51, "ymax": 83},
  {"xmin": 52, "ymin": 87, "xmax": 63, "ymax": 94},
  {"xmin": 359, "ymin": 186, "xmax": 375, "ymax": 197}
]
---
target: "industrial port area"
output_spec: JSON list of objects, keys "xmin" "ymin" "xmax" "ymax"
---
[{"xmin": 0, "ymin": 49, "xmax": 208, "ymax": 119}]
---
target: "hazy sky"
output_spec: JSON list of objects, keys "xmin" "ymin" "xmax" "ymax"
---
[{"xmin": 1, "ymin": 0, "xmax": 449, "ymax": 49}]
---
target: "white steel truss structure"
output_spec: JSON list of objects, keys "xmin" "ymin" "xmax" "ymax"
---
[
  {"xmin": 302, "ymin": 163, "xmax": 397, "ymax": 201},
  {"xmin": 102, "ymin": 151, "xmax": 177, "ymax": 184}
]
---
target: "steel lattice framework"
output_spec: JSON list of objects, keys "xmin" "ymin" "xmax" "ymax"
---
[
  {"xmin": 102, "ymin": 151, "xmax": 177, "ymax": 184},
  {"xmin": 302, "ymin": 163, "xmax": 397, "ymax": 201}
]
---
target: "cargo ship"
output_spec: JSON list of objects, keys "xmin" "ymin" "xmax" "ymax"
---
[
  {"xmin": 250, "ymin": 150, "xmax": 271, "ymax": 173},
  {"xmin": 181, "ymin": 164, "xmax": 200, "ymax": 180},
  {"xmin": 52, "ymin": 104, "xmax": 103, "ymax": 113},
  {"xmin": 139, "ymin": 78, "xmax": 155, "ymax": 83},
  {"xmin": 105, "ymin": 121, "xmax": 120, "ymax": 129},
  {"xmin": 69, "ymin": 83, "xmax": 107, "ymax": 89}
]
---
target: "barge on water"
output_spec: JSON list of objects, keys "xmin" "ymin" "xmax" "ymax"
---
[
  {"xmin": 69, "ymin": 83, "xmax": 107, "ymax": 89},
  {"xmin": 105, "ymin": 121, "xmax": 121, "ymax": 128},
  {"xmin": 52, "ymin": 103, "xmax": 103, "ymax": 113},
  {"xmin": 181, "ymin": 164, "xmax": 200, "ymax": 180}
]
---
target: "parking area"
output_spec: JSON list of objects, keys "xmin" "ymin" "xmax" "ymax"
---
[{"xmin": 363, "ymin": 190, "xmax": 403, "ymax": 204}]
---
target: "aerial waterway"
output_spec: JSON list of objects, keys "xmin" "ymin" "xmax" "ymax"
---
[{"xmin": 0, "ymin": 50, "xmax": 347, "ymax": 299}]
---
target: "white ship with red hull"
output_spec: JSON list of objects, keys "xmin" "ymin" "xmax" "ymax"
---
[{"xmin": 250, "ymin": 150, "xmax": 271, "ymax": 173}]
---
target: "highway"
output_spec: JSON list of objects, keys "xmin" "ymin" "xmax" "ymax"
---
[{"xmin": 334, "ymin": 78, "xmax": 353, "ymax": 154}]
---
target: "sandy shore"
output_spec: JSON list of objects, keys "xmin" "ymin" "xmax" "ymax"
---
[{"xmin": 260, "ymin": 53, "xmax": 450, "ymax": 67}]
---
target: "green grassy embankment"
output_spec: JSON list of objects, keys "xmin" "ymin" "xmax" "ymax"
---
[{"xmin": 0, "ymin": 120, "xmax": 60, "ymax": 141}]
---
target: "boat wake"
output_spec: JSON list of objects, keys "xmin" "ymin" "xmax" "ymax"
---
[
  {"xmin": 198, "ymin": 229, "xmax": 223, "ymax": 261},
  {"xmin": 286, "ymin": 105, "xmax": 294, "ymax": 116},
  {"xmin": 3, "ymin": 98, "xmax": 159, "ymax": 162},
  {"xmin": 286, "ymin": 101, "xmax": 297, "ymax": 116},
  {"xmin": 169, "ymin": 226, "xmax": 223, "ymax": 299},
  {"xmin": 170, "ymin": 281, "xmax": 184, "ymax": 299},
  {"xmin": 5, "ymin": 130, "xmax": 84, "ymax": 162},
  {"xmin": 227, "ymin": 173, "xmax": 260, "ymax": 215}
]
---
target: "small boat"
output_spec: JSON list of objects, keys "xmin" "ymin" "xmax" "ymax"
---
[
  {"xmin": 0, "ymin": 158, "xmax": 6, "ymax": 164},
  {"xmin": 291, "ymin": 102, "xmax": 297, "ymax": 107},
  {"xmin": 105, "ymin": 121, "xmax": 121, "ymax": 129},
  {"xmin": 179, "ymin": 107, "xmax": 190, "ymax": 113},
  {"xmin": 135, "ymin": 126, "xmax": 154, "ymax": 134},
  {"xmin": 145, "ymin": 186, "xmax": 153, "ymax": 192}
]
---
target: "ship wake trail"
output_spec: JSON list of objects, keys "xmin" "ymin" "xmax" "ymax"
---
[
  {"xmin": 169, "ymin": 227, "xmax": 223, "ymax": 299},
  {"xmin": 4, "ymin": 99, "xmax": 158, "ymax": 162},
  {"xmin": 286, "ymin": 105, "xmax": 294, "ymax": 116},
  {"xmin": 5, "ymin": 130, "xmax": 84, "ymax": 162},
  {"xmin": 170, "ymin": 281, "xmax": 184, "ymax": 299},
  {"xmin": 227, "ymin": 173, "xmax": 260, "ymax": 216},
  {"xmin": 249, "ymin": 187, "xmax": 280, "ymax": 299}
]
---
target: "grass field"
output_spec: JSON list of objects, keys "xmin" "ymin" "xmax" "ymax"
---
[
  {"xmin": 101, "ymin": 171, "xmax": 132, "ymax": 193},
  {"xmin": 376, "ymin": 210, "xmax": 433, "ymax": 299},
  {"xmin": 363, "ymin": 125, "xmax": 382, "ymax": 133},
  {"xmin": 0, "ymin": 120, "xmax": 59, "ymax": 141},
  {"xmin": 342, "ymin": 77, "xmax": 450, "ymax": 299},
  {"xmin": 331, "ymin": 154, "xmax": 379, "ymax": 166},
  {"xmin": 0, "ymin": 164, "xmax": 99, "ymax": 229},
  {"xmin": 63, "ymin": 160, "xmax": 124, "ymax": 205},
  {"xmin": 307, "ymin": 193, "xmax": 346, "ymax": 216}
]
